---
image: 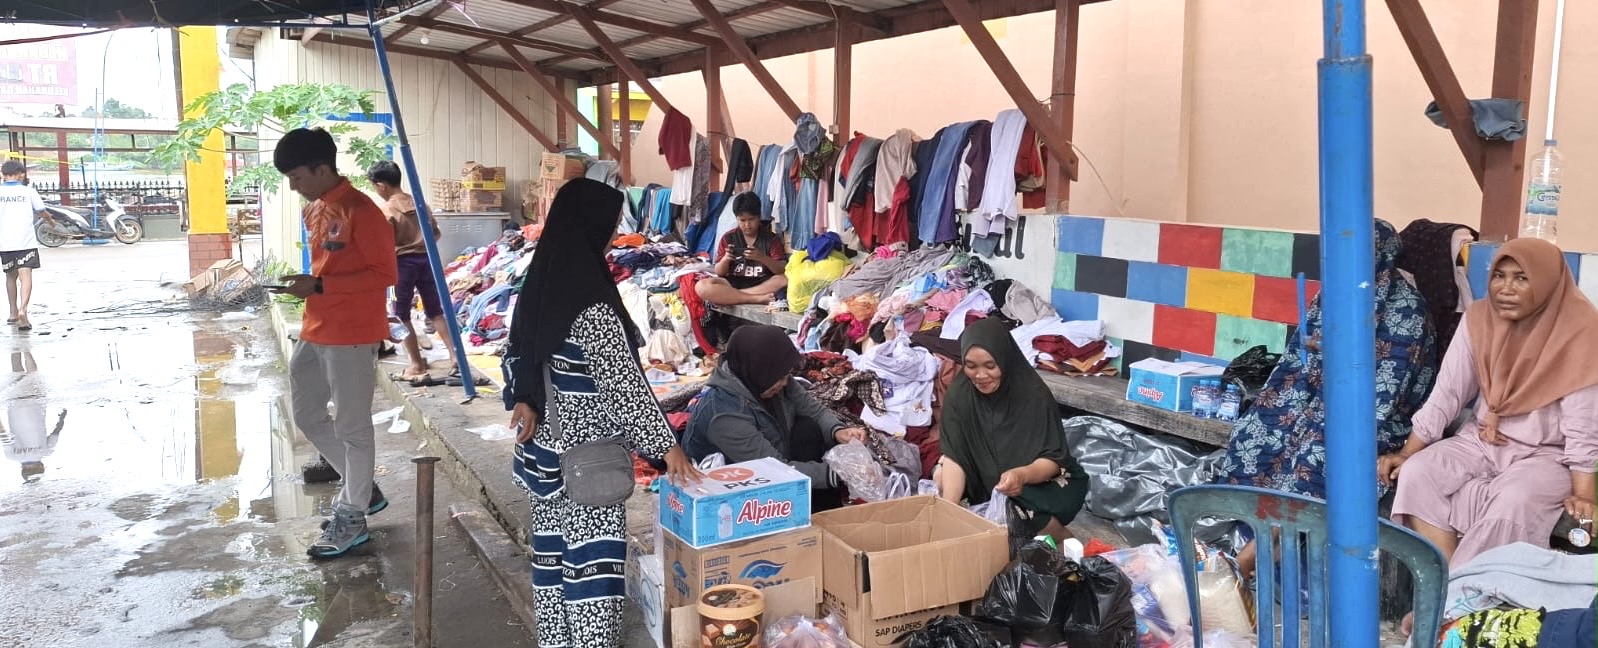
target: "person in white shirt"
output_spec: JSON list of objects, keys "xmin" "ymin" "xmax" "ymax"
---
[{"xmin": 0, "ymin": 160, "xmax": 46, "ymax": 331}]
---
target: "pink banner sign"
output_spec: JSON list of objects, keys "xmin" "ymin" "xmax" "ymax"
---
[{"xmin": 0, "ymin": 26, "xmax": 79, "ymax": 105}]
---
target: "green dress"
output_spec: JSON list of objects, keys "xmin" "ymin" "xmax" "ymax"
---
[{"xmin": 940, "ymin": 318, "xmax": 1089, "ymax": 536}]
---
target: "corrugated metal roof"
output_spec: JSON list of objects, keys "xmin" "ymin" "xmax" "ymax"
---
[
  {"xmin": 437, "ymin": 1, "xmax": 560, "ymax": 33},
  {"xmin": 728, "ymin": 7, "xmax": 824, "ymax": 39},
  {"xmin": 286, "ymin": 0, "xmax": 1067, "ymax": 81}
]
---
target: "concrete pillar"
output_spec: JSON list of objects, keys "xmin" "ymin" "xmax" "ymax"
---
[{"xmin": 178, "ymin": 26, "xmax": 232, "ymax": 277}]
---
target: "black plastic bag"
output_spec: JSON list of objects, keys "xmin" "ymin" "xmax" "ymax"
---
[
  {"xmin": 903, "ymin": 615, "xmax": 1002, "ymax": 648},
  {"xmin": 1222, "ymin": 345, "xmax": 1282, "ymax": 414},
  {"xmin": 1059, "ymin": 556, "xmax": 1138, "ymax": 648},
  {"xmin": 977, "ymin": 542, "xmax": 1139, "ymax": 648}
]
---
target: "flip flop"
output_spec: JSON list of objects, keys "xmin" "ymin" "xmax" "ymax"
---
[
  {"xmin": 409, "ymin": 375, "xmax": 448, "ymax": 387},
  {"xmin": 445, "ymin": 375, "xmax": 493, "ymax": 387},
  {"xmin": 388, "ymin": 371, "xmax": 430, "ymax": 383}
]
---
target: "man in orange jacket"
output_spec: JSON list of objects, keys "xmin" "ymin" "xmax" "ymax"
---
[{"xmin": 270, "ymin": 128, "xmax": 399, "ymax": 560}]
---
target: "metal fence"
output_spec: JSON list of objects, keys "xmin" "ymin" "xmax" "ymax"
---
[{"xmin": 30, "ymin": 180, "xmax": 189, "ymax": 220}]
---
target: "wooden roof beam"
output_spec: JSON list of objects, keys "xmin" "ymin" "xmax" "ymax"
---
[
  {"xmin": 399, "ymin": 16, "xmax": 605, "ymax": 62},
  {"xmin": 770, "ymin": 0, "xmax": 890, "ymax": 36},
  {"xmin": 686, "ymin": 0, "xmax": 804, "ymax": 122},
  {"xmin": 1479, "ymin": 0, "xmax": 1541, "ymax": 241},
  {"xmin": 453, "ymin": 58, "xmax": 558, "ymax": 151},
  {"xmin": 940, "ymin": 0, "xmax": 1078, "ymax": 177},
  {"xmin": 501, "ymin": 43, "xmax": 623, "ymax": 159},
  {"xmin": 544, "ymin": 2, "xmax": 787, "ymax": 70},
  {"xmin": 565, "ymin": 5, "xmax": 676, "ymax": 114},
  {"xmin": 499, "ymin": 0, "xmax": 721, "ymax": 47},
  {"xmin": 584, "ymin": 0, "xmax": 1063, "ymax": 84},
  {"xmin": 1386, "ymin": 0, "xmax": 1485, "ymax": 186},
  {"xmin": 460, "ymin": 0, "xmax": 630, "ymax": 56},
  {"xmin": 303, "ymin": 32, "xmax": 591, "ymax": 79},
  {"xmin": 388, "ymin": 1, "xmax": 453, "ymax": 42}
]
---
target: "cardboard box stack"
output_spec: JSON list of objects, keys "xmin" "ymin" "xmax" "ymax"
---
[
  {"xmin": 428, "ymin": 178, "xmax": 462, "ymax": 212},
  {"xmin": 460, "ymin": 162, "xmax": 506, "ymax": 211},
  {"xmin": 538, "ymin": 152, "xmax": 587, "ymax": 221},
  {"xmin": 634, "ymin": 459, "xmax": 1011, "ymax": 648}
]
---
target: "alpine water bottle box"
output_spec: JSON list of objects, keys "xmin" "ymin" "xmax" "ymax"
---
[{"xmin": 658, "ymin": 457, "xmax": 811, "ymax": 549}]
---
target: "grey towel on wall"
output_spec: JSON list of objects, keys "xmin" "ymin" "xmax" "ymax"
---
[{"xmin": 1425, "ymin": 98, "xmax": 1527, "ymax": 141}]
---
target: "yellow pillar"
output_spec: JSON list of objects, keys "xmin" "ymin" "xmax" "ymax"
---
[{"xmin": 177, "ymin": 27, "xmax": 232, "ymax": 277}]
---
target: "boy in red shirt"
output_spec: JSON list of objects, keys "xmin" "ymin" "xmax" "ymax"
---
[{"xmin": 270, "ymin": 128, "xmax": 399, "ymax": 560}]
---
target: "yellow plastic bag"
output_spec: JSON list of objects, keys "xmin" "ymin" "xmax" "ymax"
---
[{"xmin": 785, "ymin": 250, "xmax": 850, "ymax": 312}]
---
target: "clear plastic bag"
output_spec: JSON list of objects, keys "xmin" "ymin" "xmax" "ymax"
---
[
  {"xmin": 969, "ymin": 489, "xmax": 1011, "ymax": 526},
  {"xmin": 697, "ymin": 453, "xmax": 727, "ymax": 471},
  {"xmin": 824, "ymin": 441, "xmax": 890, "ymax": 502},
  {"xmin": 1096, "ymin": 545, "xmax": 1191, "ymax": 646},
  {"xmin": 884, "ymin": 471, "xmax": 914, "ymax": 500},
  {"xmin": 918, "ymin": 479, "xmax": 941, "ymax": 496},
  {"xmin": 764, "ymin": 613, "xmax": 850, "ymax": 648}
]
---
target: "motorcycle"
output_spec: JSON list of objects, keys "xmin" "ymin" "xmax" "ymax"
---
[{"xmin": 35, "ymin": 196, "xmax": 144, "ymax": 247}]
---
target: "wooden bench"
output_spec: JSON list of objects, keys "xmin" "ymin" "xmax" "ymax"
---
[{"xmin": 711, "ymin": 304, "xmax": 1232, "ymax": 447}]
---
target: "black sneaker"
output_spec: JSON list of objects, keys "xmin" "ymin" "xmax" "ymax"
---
[
  {"xmin": 301, "ymin": 457, "xmax": 341, "ymax": 484},
  {"xmin": 321, "ymin": 486, "xmax": 388, "ymax": 529}
]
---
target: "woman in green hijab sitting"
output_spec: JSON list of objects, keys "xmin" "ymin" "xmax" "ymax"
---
[{"xmin": 935, "ymin": 318, "xmax": 1090, "ymax": 541}]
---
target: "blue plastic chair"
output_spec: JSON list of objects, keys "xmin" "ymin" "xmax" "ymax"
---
[{"xmin": 1166, "ymin": 484, "xmax": 1448, "ymax": 648}]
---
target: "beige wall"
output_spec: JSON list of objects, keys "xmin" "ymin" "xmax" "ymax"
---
[
  {"xmin": 631, "ymin": 1, "xmax": 1598, "ymax": 249},
  {"xmin": 250, "ymin": 31, "xmax": 560, "ymax": 268}
]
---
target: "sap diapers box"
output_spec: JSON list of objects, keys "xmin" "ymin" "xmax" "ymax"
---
[
  {"xmin": 661, "ymin": 526, "xmax": 822, "ymax": 609},
  {"xmin": 813, "ymin": 496, "xmax": 1009, "ymax": 648},
  {"xmin": 628, "ymin": 553, "xmax": 666, "ymax": 648},
  {"xmin": 1124, "ymin": 358, "xmax": 1224, "ymax": 411},
  {"xmin": 659, "ymin": 457, "xmax": 810, "ymax": 548}
]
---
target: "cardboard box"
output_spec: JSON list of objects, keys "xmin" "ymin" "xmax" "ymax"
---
[
  {"xmin": 814, "ymin": 496, "xmax": 1008, "ymax": 638},
  {"xmin": 668, "ymin": 578, "xmax": 817, "ymax": 648},
  {"xmin": 659, "ymin": 457, "xmax": 811, "ymax": 548},
  {"xmin": 1124, "ymin": 358, "xmax": 1225, "ymax": 411},
  {"xmin": 461, "ymin": 162, "xmax": 507, "ymax": 190},
  {"xmin": 822, "ymin": 591, "xmax": 958, "ymax": 648},
  {"xmin": 662, "ymin": 526, "xmax": 823, "ymax": 609},
  {"xmin": 460, "ymin": 189, "xmax": 504, "ymax": 211},
  {"xmin": 540, "ymin": 152, "xmax": 586, "ymax": 180},
  {"xmin": 630, "ymin": 554, "xmax": 667, "ymax": 648}
]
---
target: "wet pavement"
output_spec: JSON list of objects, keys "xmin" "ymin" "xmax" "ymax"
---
[{"xmin": 0, "ymin": 241, "xmax": 534, "ymax": 647}]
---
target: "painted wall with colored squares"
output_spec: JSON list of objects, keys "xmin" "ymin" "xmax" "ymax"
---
[{"xmin": 1048, "ymin": 215, "xmax": 1322, "ymax": 372}]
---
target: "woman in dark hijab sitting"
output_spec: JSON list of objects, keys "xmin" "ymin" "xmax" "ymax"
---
[
  {"xmin": 682, "ymin": 324, "xmax": 866, "ymax": 510},
  {"xmin": 936, "ymin": 318, "xmax": 1089, "ymax": 540}
]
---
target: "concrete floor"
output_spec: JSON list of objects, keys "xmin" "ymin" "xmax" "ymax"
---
[{"xmin": 0, "ymin": 240, "xmax": 533, "ymax": 647}]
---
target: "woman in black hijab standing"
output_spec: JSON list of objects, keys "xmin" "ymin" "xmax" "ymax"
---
[
  {"xmin": 503, "ymin": 178, "xmax": 699, "ymax": 648},
  {"xmin": 937, "ymin": 318, "xmax": 1088, "ymax": 541}
]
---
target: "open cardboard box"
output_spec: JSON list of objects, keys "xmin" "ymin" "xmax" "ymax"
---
[
  {"xmin": 814, "ymin": 496, "xmax": 1009, "ymax": 646},
  {"xmin": 668, "ymin": 577, "xmax": 817, "ymax": 648}
]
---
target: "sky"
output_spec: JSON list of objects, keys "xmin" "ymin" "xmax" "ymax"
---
[{"xmin": 0, "ymin": 25, "xmax": 252, "ymax": 120}]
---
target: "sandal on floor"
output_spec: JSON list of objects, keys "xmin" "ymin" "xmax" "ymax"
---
[
  {"xmin": 445, "ymin": 375, "xmax": 492, "ymax": 387},
  {"xmin": 409, "ymin": 375, "xmax": 447, "ymax": 387},
  {"xmin": 388, "ymin": 371, "xmax": 430, "ymax": 383}
]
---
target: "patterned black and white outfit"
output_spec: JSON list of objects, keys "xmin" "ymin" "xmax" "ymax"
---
[{"xmin": 506, "ymin": 302, "xmax": 675, "ymax": 648}]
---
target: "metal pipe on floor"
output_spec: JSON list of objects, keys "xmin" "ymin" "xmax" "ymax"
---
[
  {"xmin": 412, "ymin": 456, "xmax": 442, "ymax": 648},
  {"xmin": 1318, "ymin": 2, "xmax": 1379, "ymax": 648}
]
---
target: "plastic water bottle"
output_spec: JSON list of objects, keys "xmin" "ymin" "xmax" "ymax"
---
[
  {"xmin": 1217, "ymin": 383, "xmax": 1243, "ymax": 422},
  {"xmin": 717, "ymin": 503, "xmax": 734, "ymax": 539},
  {"xmin": 1191, "ymin": 380, "xmax": 1215, "ymax": 419},
  {"xmin": 1521, "ymin": 140, "xmax": 1563, "ymax": 243}
]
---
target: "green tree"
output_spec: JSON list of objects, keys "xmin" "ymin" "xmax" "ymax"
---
[
  {"xmin": 151, "ymin": 82, "xmax": 396, "ymax": 195},
  {"xmin": 82, "ymin": 98, "xmax": 154, "ymax": 119}
]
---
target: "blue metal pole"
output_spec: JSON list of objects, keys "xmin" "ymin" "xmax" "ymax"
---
[
  {"xmin": 1318, "ymin": 2, "xmax": 1378, "ymax": 648},
  {"xmin": 366, "ymin": 12, "xmax": 478, "ymax": 400}
]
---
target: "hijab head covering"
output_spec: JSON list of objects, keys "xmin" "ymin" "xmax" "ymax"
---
[
  {"xmin": 940, "ymin": 318, "xmax": 1081, "ymax": 503},
  {"xmin": 1466, "ymin": 238, "xmax": 1598, "ymax": 435},
  {"xmin": 507, "ymin": 177, "xmax": 641, "ymax": 413},
  {"xmin": 1216, "ymin": 219, "xmax": 1438, "ymax": 499},
  {"xmin": 722, "ymin": 325, "xmax": 801, "ymax": 403}
]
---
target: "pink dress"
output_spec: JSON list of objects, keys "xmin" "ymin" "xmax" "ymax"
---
[{"xmin": 1392, "ymin": 317, "xmax": 1598, "ymax": 567}]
